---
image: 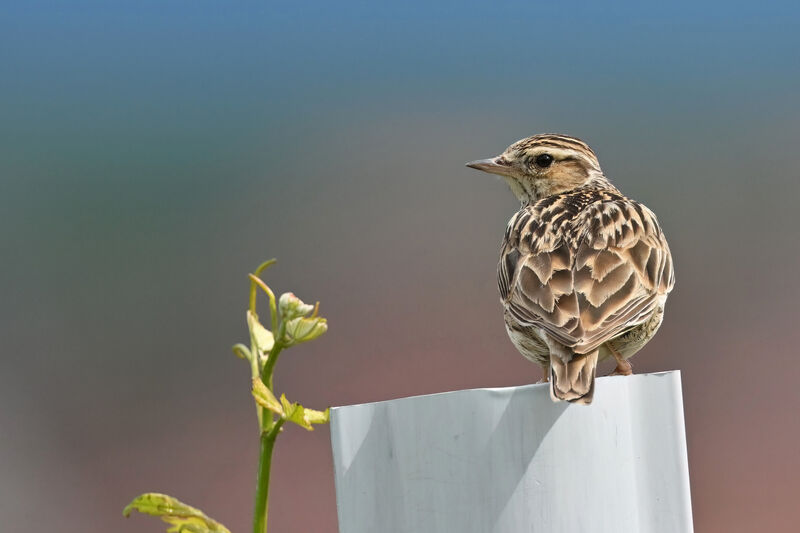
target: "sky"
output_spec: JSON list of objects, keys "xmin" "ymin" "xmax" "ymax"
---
[{"xmin": 2, "ymin": 2, "xmax": 800, "ymax": 532}]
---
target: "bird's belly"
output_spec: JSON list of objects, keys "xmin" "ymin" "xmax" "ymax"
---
[
  {"xmin": 600, "ymin": 303, "xmax": 666, "ymax": 362},
  {"xmin": 504, "ymin": 313, "xmax": 550, "ymax": 367}
]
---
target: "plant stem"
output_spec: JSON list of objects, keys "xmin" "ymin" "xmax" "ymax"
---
[
  {"xmin": 252, "ymin": 421, "xmax": 284, "ymax": 533},
  {"xmin": 249, "ymin": 274, "xmax": 278, "ymax": 331},
  {"xmin": 261, "ymin": 320, "xmax": 286, "ymax": 393},
  {"xmin": 249, "ymin": 259, "xmax": 277, "ymax": 315},
  {"xmin": 261, "ymin": 344, "xmax": 283, "ymax": 392},
  {"xmin": 252, "ymin": 432, "xmax": 274, "ymax": 533}
]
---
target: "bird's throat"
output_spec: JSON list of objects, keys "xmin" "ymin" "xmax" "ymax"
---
[
  {"xmin": 504, "ymin": 176, "xmax": 566, "ymax": 204},
  {"xmin": 505, "ymin": 171, "xmax": 616, "ymax": 205}
]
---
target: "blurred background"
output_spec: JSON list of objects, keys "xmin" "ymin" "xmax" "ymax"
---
[{"xmin": 2, "ymin": 1, "xmax": 799, "ymax": 532}]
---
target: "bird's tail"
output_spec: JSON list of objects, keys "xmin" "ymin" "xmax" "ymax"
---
[{"xmin": 550, "ymin": 350, "xmax": 599, "ymax": 405}]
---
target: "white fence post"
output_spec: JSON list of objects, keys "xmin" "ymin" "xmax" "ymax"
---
[{"xmin": 330, "ymin": 370, "xmax": 693, "ymax": 533}]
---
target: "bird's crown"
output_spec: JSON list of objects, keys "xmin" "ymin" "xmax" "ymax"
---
[{"xmin": 506, "ymin": 134, "xmax": 600, "ymax": 172}]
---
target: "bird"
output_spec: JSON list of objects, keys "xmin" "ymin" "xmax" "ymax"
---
[{"xmin": 466, "ymin": 134, "xmax": 674, "ymax": 405}]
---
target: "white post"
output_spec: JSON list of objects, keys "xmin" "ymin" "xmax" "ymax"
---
[{"xmin": 330, "ymin": 371, "xmax": 693, "ymax": 533}]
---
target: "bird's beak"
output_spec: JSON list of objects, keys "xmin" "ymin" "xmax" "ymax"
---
[{"xmin": 465, "ymin": 156, "xmax": 514, "ymax": 177}]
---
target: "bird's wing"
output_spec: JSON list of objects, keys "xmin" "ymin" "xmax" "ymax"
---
[{"xmin": 499, "ymin": 196, "xmax": 674, "ymax": 354}]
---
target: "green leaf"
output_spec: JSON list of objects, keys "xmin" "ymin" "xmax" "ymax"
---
[
  {"xmin": 303, "ymin": 406, "xmax": 330, "ymax": 425},
  {"xmin": 279, "ymin": 394, "xmax": 330, "ymax": 431},
  {"xmin": 251, "ymin": 377, "xmax": 283, "ymax": 416},
  {"xmin": 123, "ymin": 493, "xmax": 231, "ymax": 533},
  {"xmin": 247, "ymin": 310, "xmax": 274, "ymax": 354},
  {"xmin": 284, "ymin": 316, "xmax": 327, "ymax": 346}
]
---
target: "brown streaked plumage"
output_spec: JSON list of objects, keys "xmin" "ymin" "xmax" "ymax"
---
[{"xmin": 467, "ymin": 134, "xmax": 674, "ymax": 405}]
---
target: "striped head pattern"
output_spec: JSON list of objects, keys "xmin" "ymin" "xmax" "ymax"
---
[{"xmin": 467, "ymin": 134, "xmax": 612, "ymax": 203}]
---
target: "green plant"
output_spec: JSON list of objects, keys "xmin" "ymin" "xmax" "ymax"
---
[{"xmin": 123, "ymin": 259, "xmax": 329, "ymax": 533}]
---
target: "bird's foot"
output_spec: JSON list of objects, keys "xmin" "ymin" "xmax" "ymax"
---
[
  {"xmin": 536, "ymin": 368, "xmax": 550, "ymax": 384},
  {"xmin": 606, "ymin": 343, "xmax": 633, "ymax": 376},
  {"xmin": 607, "ymin": 358, "xmax": 633, "ymax": 376}
]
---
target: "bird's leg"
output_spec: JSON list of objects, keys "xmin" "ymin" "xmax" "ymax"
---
[
  {"xmin": 607, "ymin": 344, "xmax": 632, "ymax": 376},
  {"xmin": 536, "ymin": 363, "xmax": 550, "ymax": 384}
]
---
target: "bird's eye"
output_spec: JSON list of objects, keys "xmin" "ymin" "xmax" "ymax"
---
[{"xmin": 534, "ymin": 154, "xmax": 554, "ymax": 168}]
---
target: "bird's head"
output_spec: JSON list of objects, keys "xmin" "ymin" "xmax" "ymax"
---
[{"xmin": 466, "ymin": 133, "xmax": 609, "ymax": 203}]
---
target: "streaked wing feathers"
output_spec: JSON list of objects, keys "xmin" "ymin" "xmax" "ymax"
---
[{"xmin": 499, "ymin": 192, "xmax": 674, "ymax": 354}]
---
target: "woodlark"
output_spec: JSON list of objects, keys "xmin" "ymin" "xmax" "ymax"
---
[{"xmin": 467, "ymin": 134, "xmax": 674, "ymax": 405}]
